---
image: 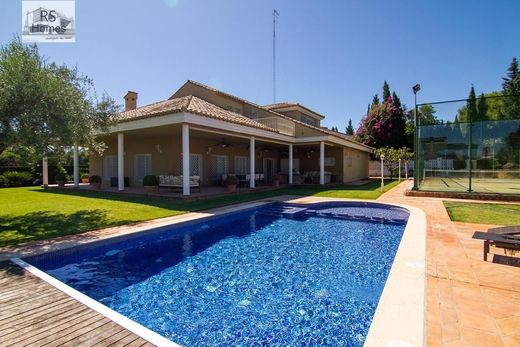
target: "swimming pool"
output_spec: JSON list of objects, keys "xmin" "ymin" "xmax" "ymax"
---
[{"xmin": 24, "ymin": 202, "xmax": 409, "ymax": 346}]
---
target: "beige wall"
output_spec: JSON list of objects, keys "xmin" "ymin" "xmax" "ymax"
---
[
  {"xmin": 90, "ymin": 131, "xmax": 370, "ymax": 187},
  {"xmin": 343, "ymin": 147, "xmax": 370, "ymax": 182},
  {"xmin": 172, "ymin": 82, "xmax": 326, "ymax": 138},
  {"xmin": 89, "ymin": 131, "xmax": 286, "ymax": 187}
]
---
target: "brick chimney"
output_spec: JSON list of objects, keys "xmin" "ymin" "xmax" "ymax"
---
[{"xmin": 124, "ymin": 91, "xmax": 138, "ymax": 111}]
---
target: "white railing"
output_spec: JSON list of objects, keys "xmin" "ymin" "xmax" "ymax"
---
[{"xmin": 255, "ymin": 117, "xmax": 295, "ymax": 136}]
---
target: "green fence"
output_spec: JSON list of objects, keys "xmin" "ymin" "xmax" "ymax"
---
[{"xmin": 415, "ymin": 96, "xmax": 520, "ymax": 195}]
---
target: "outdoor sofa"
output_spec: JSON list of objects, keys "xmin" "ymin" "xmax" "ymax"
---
[{"xmin": 158, "ymin": 175, "xmax": 201, "ymax": 192}]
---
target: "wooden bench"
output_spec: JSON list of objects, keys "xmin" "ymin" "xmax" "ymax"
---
[{"xmin": 158, "ymin": 175, "xmax": 201, "ymax": 192}]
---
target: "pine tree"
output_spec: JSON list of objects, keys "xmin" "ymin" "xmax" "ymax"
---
[
  {"xmin": 372, "ymin": 94, "xmax": 380, "ymax": 106},
  {"xmin": 346, "ymin": 119, "xmax": 354, "ymax": 135},
  {"xmin": 477, "ymin": 93, "xmax": 488, "ymax": 121},
  {"xmin": 467, "ymin": 85, "xmax": 478, "ymax": 122},
  {"xmin": 502, "ymin": 57, "xmax": 520, "ymax": 119},
  {"xmin": 382, "ymin": 81, "xmax": 391, "ymax": 102},
  {"xmin": 392, "ymin": 91, "xmax": 401, "ymax": 108}
]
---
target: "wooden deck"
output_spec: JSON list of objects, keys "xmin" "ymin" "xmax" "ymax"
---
[{"xmin": 0, "ymin": 261, "xmax": 155, "ymax": 347}]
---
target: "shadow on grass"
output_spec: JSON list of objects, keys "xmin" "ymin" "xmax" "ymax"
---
[{"xmin": 0, "ymin": 210, "xmax": 131, "ymax": 247}]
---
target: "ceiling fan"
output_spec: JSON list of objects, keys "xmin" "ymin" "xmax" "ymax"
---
[{"xmin": 213, "ymin": 138, "xmax": 233, "ymax": 148}]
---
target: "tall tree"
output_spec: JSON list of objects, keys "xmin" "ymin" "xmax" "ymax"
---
[
  {"xmin": 457, "ymin": 85, "xmax": 478, "ymax": 122},
  {"xmin": 371, "ymin": 94, "xmax": 380, "ymax": 106},
  {"xmin": 476, "ymin": 93, "xmax": 488, "ymax": 121},
  {"xmin": 467, "ymin": 85, "xmax": 478, "ymax": 122},
  {"xmin": 418, "ymin": 104, "xmax": 438, "ymax": 125},
  {"xmin": 355, "ymin": 97, "xmax": 407, "ymax": 149},
  {"xmin": 0, "ymin": 37, "xmax": 118, "ymax": 157},
  {"xmin": 392, "ymin": 91, "xmax": 401, "ymax": 108},
  {"xmin": 346, "ymin": 119, "xmax": 354, "ymax": 135},
  {"xmin": 502, "ymin": 57, "xmax": 520, "ymax": 119},
  {"xmin": 382, "ymin": 81, "xmax": 391, "ymax": 102}
]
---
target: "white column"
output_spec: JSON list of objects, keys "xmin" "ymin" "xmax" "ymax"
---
[
  {"xmin": 249, "ymin": 137, "xmax": 255, "ymax": 188},
  {"xmin": 117, "ymin": 133, "xmax": 124, "ymax": 191},
  {"xmin": 319, "ymin": 141, "xmax": 325, "ymax": 185},
  {"xmin": 73, "ymin": 143, "xmax": 79, "ymax": 188},
  {"xmin": 288, "ymin": 144, "xmax": 293, "ymax": 184},
  {"xmin": 182, "ymin": 124, "xmax": 190, "ymax": 196},
  {"xmin": 42, "ymin": 155, "xmax": 49, "ymax": 188},
  {"xmin": 398, "ymin": 158, "xmax": 402, "ymax": 182}
]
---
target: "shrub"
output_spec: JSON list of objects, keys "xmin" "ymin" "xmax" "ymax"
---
[
  {"xmin": 0, "ymin": 171, "xmax": 33, "ymax": 187},
  {"xmin": 453, "ymin": 160, "xmax": 466, "ymax": 170},
  {"xmin": 89, "ymin": 175, "xmax": 102, "ymax": 184},
  {"xmin": 143, "ymin": 175, "xmax": 158, "ymax": 186},
  {"xmin": 225, "ymin": 175, "xmax": 239, "ymax": 186},
  {"xmin": 55, "ymin": 172, "xmax": 68, "ymax": 182}
]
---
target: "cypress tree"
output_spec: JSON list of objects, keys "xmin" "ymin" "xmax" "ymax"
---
[
  {"xmin": 372, "ymin": 94, "xmax": 380, "ymax": 106},
  {"xmin": 477, "ymin": 93, "xmax": 488, "ymax": 121},
  {"xmin": 392, "ymin": 91, "xmax": 401, "ymax": 108},
  {"xmin": 382, "ymin": 81, "xmax": 391, "ymax": 102},
  {"xmin": 346, "ymin": 119, "xmax": 354, "ymax": 135},
  {"xmin": 467, "ymin": 85, "xmax": 478, "ymax": 122},
  {"xmin": 502, "ymin": 57, "xmax": 520, "ymax": 119}
]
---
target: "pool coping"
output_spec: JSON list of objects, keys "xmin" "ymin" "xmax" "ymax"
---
[{"xmin": 7, "ymin": 196, "xmax": 426, "ymax": 347}]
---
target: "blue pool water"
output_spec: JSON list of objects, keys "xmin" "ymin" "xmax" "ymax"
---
[{"xmin": 26, "ymin": 202, "xmax": 409, "ymax": 346}]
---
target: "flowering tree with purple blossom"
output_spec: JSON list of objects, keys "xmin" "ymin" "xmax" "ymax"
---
[{"xmin": 355, "ymin": 96, "xmax": 408, "ymax": 149}]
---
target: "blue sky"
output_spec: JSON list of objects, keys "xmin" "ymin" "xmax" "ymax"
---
[{"xmin": 1, "ymin": 0, "xmax": 519, "ymax": 129}]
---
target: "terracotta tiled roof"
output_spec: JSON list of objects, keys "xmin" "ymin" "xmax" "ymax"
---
[
  {"xmin": 264, "ymin": 102, "xmax": 298, "ymax": 110},
  {"xmin": 264, "ymin": 102, "xmax": 325, "ymax": 119},
  {"xmin": 180, "ymin": 81, "xmax": 372, "ymax": 151},
  {"xmin": 117, "ymin": 95, "xmax": 278, "ymax": 132}
]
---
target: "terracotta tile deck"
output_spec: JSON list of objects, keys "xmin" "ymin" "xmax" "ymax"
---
[{"xmin": 377, "ymin": 180, "xmax": 520, "ymax": 347}]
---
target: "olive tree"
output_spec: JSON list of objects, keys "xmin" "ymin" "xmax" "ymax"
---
[
  {"xmin": 374, "ymin": 147, "xmax": 413, "ymax": 179},
  {"xmin": 0, "ymin": 37, "xmax": 118, "ymax": 158}
]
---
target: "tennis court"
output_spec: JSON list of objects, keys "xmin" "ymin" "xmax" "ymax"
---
[
  {"xmin": 415, "ymin": 99, "xmax": 520, "ymax": 196},
  {"xmin": 420, "ymin": 170, "xmax": 520, "ymax": 194}
]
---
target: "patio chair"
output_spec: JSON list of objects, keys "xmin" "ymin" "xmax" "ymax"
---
[{"xmin": 472, "ymin": 226, "xmax": 520, "ymax": 261}]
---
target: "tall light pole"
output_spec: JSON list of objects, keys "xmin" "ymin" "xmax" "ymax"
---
[
  {"xmin": 412, "ymin": 83, "xmax": 421, "ymax": 190},
  {"xmin": 272, "ymin": 9, "xmax": 279, "ymax": 103},
  {"xmin": 380, "ymin": 154, "xmax": 385, "ymax": 192}
]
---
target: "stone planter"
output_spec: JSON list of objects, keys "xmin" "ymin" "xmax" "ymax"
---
[
  {"xmin": 90, "ymin": 182, "xmax": 101, "ymax": 190},
  {"xmin": 144, "ymin": 185, "xmax": 157, "ymax": 193},
  {"xmin": 56, "ymin": 180, "xmax": 66, "ymax": 187},
  {"xmin": 273, "ymin": 180, "xmax": 280, "ymax": 187},
  {"xmin": 227, "ymin": 184, "xmax": 237, "ymax": 193}
]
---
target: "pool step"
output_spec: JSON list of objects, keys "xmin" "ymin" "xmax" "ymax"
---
[
  {"xmin": 258, "ymin": 205, "xmax": 307, "ymax": 217},
  {"xmin": 304, "ymin": 210, "xmax": 407, "ymax": 224}
]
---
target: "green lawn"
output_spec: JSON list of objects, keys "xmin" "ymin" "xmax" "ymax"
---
[
  {"xmin": 0, "ymin": 179, "xmax": 397, "ymax": 247},
  {"xmin": 443, "ymin": 201, "xmax": 520, "ymax": 225}
]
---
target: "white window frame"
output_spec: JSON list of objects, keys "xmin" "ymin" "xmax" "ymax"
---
[
  {"xmin": 102, "ymin": 155, "xmax": 117, "ymax": 180},
  {"xmin": 134, "ymin": 153, "xmax": 152, "ymax": 182},
  {"xmin": 234, "ymin": 156, "xmax": 249, "ymax": 175},
  {"xmin": 324, "ymin": 157, "xmax": 336, "ymax": 167},
  {"xmin": 211, "ymin": 154, "xmax": 229, "ymax": 179},
  {"xmin": 189, "ymin": 153, "xmax": 202, "ymax": 177}
]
